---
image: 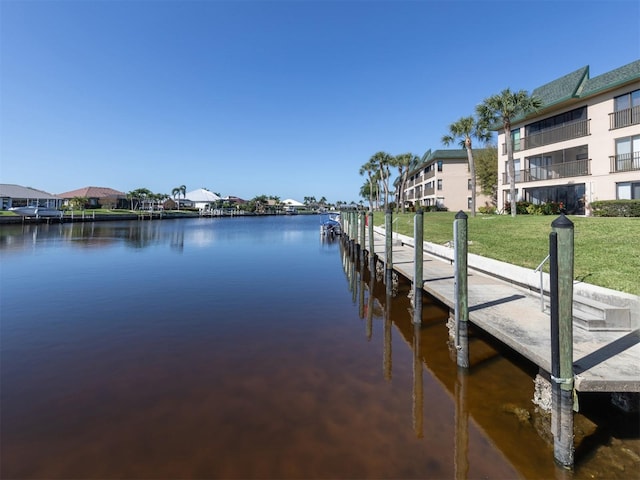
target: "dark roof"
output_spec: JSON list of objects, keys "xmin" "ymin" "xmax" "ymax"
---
[
  {"xmin": 408, "ymin": 148, "xmax": 486, "ymax": 177},
  {"xmin": 508, "ymin": 59, "xmax": 640, "ymax": 126},
  {"xmin": 58, "ymin": 186, "xmax": 126, "ymax": 198},
  {"xmin": 581, "ymin": 60, "xmax": 640, "ymax": 97},
  {"xmin": 0, "ymin": 183, "xmax": 60, "ymax": 199},
  {"xmin": 531, "ymin": 66, "xmax": 589, "ymax": 108}
]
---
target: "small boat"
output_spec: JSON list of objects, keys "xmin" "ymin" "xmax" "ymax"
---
[
  {"xmin": 9, "ymin": 206, "xmax": 63, "ymax": 218},
  {"xmin": 320, "ymin": 212, "xmax": 341, "ymax": 236}
]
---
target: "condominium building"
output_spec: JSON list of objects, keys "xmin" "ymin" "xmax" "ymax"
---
[
  {"xmin": 496, "ymin": 60, "xmax": 640, "ymax": 215},
  {"xmin": 404, "ymin": 149, "xmax": 492, "ymax": 212}
]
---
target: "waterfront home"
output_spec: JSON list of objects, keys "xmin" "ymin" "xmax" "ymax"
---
[
  {"xmin": 496, "ymin": 59, "xmax": 640, "ymax": 215},
  {"xmin": 404, "ymin": 149, "xmax": 493, "ymax": 212},
  {"xmin": 0, "ymin": 184, "xmax": 62, "ymax": 210},
  {"xmin": 58, "ymin": 186, "xmax": 128, "ymax": 209}
]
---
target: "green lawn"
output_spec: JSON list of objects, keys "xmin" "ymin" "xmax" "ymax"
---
[{"xmin": 372, "ymin": 211, "xmax": 640, "ymax": 296}]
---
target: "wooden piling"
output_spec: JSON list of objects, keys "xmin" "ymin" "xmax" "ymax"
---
[
  {"xmin": 359, "ymin": 210, "xmax": 366, "ymax": 263},
  {"xmin": 385, "ymin": 209, "xmax": 393, "ymax": 286},
  {"xmin": 454, "ymin": 211, "xmax": 469, "ymax": 369},
  {"xmin": 367, "ymin": 211, "xmax": 375, "ymax": 271},
  {"xmin": 413, "ymin": 209, "xmax": 424, "ymax": 323},
  {"xmin": 550, "ymin": 214, "xmax": 575, "ymax": 469}
]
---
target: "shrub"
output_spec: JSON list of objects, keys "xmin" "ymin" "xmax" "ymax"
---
[
  {"xmin": 478, "ymin": 205, "xmax": 497, "ymax": 214},
  {"xmin": 591, "ymin": 200, "xmax": 640, "ymax": 217},
  {"xmin": 504, "ymin": 201, "xmax": 532, "ymax": 215}
]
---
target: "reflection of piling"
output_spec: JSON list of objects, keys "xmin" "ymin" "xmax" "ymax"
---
[
  {"xmin": 412, "ymin": 322, "xmax": 424, "ymax": 438},
  {"xmin": 413, "ymin": 209, "xmax": 424, "ymax": 322},
  {"xmin": 550, "ymin": 214, "xmax": 575, "ymax": 469},
  {"xmin": 454, "ymin": 211, "xmax": 469, "ymax": 368},
  {"xmin": 454, "ymin": 367, "xmax": 469, "ymax": 479},
  {"xmin": 384, "ymin": 289, "xmax": 392, "ymax": 380}
]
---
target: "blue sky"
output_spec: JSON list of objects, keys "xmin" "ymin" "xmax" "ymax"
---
[{"xmin": 2, "ymin": 0, "xmax": 639, "ymax": 203}]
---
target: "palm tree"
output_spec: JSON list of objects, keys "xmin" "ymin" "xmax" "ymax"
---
[
  {"xmin": 393, "ymin": 153, "xmax": 420, "ymax": 213},
  {"xmin": 359, "ymin": 158, "xmax": 379, "ymax": 211},
  {"xmin": 370, "ymin": 151, "xmax": 394, "ymax": 209},
  {"xmin": 442, "ymin": 116, "xmax": 491, "ymax": 217},
  {"xmin": 476, "ymin": 89, "xmax": 542, "ymax": 217},
  {"xmin": 171, "ymin": 185, "xmax": 186, "ymax": 210}
]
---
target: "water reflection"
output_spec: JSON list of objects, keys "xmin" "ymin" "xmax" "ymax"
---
[
  {"xmin": 1, "ymin": 217, "xmax": 632, "ymax": 479},
  {"xmin": 340, "ymin": 240, "xmax": 552, "ymax": 479}
]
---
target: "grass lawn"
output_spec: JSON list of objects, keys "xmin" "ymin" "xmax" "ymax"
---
[{"xmin": 372, "ymin": 211, "xmax": 640, "ymax": 296}]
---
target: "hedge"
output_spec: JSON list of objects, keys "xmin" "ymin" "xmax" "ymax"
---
[{"xmin": 590, "ymin": 199, "xmax": 640, "ymax": 217}]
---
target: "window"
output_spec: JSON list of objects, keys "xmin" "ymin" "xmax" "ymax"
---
[
  {"xmin": 467, "ymin": 197, "xmax": 472, "ymax": 209},
  {"xmin": 437, "ymin": 179, "xmax": 443, "ymax": 190},
  {"xmin": 511, "ymin": 129, "xmax": 521, "ymax": 151},
  {"xmin": 504, "ymin": 159, "xmax": 522, "ymax": 182},
  {"xmin": 437, "ymin": 161, "xmax": 443, "ymax": 172},
  {"xmin": 617, "ymin": 181, "xmax": 640, "ymax": 199},
  {"xmin": 615, "ymin": 135, "xmax": 640, "ymax": 171},
  {"xmin": 525, "ymin": 107, "xmax": 587, "ymax": 135},
  {"xmin": 468, "ymin": 179, "xmax": 472, "ymax": 190},
  {"xmin": 613, "ymin": 90, "xmax": 640, "ymax": 128}
]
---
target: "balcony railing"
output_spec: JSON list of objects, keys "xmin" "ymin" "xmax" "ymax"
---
[
  {"xmin": 609, "ymin": 105, "xmax": 640, "ymax": 130},
  {"xmin": 501, "ymin": 158, "xmax": 591, "ymax": 184},
  {"xmin": 424, "ymin": 186, "xmax": 435, "ymax": 196},
  {"xmin": 502, "ymin": 119, "xmax": 591, "ymax": 153},
  {"xmin": 610, "ymin": 152, "xmax": 640, "ymax": 173}
]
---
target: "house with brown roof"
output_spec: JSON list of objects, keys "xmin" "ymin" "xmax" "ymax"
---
[
  {"xmin": 58, "ymin": 186, "xmax": 128, "ymax": 209},
  {"xmin": 495, "ymin": 59, "xmax": 640, "ymax": 215}
]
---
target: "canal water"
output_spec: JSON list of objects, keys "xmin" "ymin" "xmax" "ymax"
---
[{"xmin": 1, "ymin": 215, "xmax": 637, "ymax": 479}]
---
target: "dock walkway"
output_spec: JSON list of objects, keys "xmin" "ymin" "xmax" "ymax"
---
[{"xmin": 362, "ymin": 228, "xmax": 640, "ymax": 394}]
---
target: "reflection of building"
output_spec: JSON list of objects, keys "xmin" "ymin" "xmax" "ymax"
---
[
  {"xmin": 404, "ymin": 150, "xmax": 493, "ymax": 212},
  {"xmin": 496, "ymin": 60, "xmax": 640, "ymax": 215},
  {"xmin": 0, "ymin": 184, "xmax": 62, "ymax": 210}
]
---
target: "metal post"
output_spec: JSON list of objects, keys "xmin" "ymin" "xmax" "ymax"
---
[
  {"xmin": 550, "ymin": 214, "xmax": 575, "ymax": 469},
  {"xmin": 413, "ymin": 209, "xmax": 424, "ymax": 323},
  {"xmin": 454, "ymin": 211, "xmax": 469, "ymax": 368}
]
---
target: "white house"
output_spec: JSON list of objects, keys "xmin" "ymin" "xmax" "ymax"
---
[{"xmin": 185, "ymin": 188, "xmax": 221, "ymax": 211}]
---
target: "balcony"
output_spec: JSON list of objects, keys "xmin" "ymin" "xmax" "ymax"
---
[
  {"xmin": 502, "ymin": 119, "xmax": 591, "ymax": 153},
  {"xmin": 610, "ymin": 152, "xmax": 640, "ymax": 173},
  {"xmin": 501, "ymin": 158, "xmax": 591, "ymax": 184},
  {"xmin": 609, "ymin": 105, "xmax": 640, "ymax": 130}
]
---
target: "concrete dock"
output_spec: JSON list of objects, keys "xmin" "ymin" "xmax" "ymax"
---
[{"xmin": 358, "ymin": 226, "xmax": 640, "ymax": 394}]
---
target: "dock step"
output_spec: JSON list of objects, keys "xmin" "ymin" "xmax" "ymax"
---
[
  {"xmin": 543, "ymin": 295, "xmax": 632, "ymax": 331},
  {"xmin": 572, "ymin": 295, "xmax": 631, "ymax": 331}
]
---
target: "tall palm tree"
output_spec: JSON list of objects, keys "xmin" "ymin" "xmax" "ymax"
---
[
  {"xmin": 359, "ymin": 158, "xmax": 378, "ymax": 211},
  {"xmin": 476, "ymin": 89, "xmax": 542, "ymax": 217},
  {"xmin": 370, "ymin": 151, "xmax": 394, "ymax": 209},
  {"xmin": 393, "ymin": 153, "xmax": 420, "ymax": 213},
  {"xmin": 172, "ymin": 185, "xmax": 186, "ymax": 210},
  {"xmin": 442, "ymin": 116, "xmax": 491, "ymax": 217}
]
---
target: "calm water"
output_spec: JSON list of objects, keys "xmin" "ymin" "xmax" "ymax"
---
[{"xmin": 0, "ymin": 216, "xmax": 636, "ymax": 479}]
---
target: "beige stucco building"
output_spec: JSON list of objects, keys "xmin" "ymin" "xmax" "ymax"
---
[
  {"xmin": 404, "ymin": 149, "xmax": 493, "ymax": 212},
  {"xmin": 496, "ymin": 60, "xmax": 640, "ymax": 215}
]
